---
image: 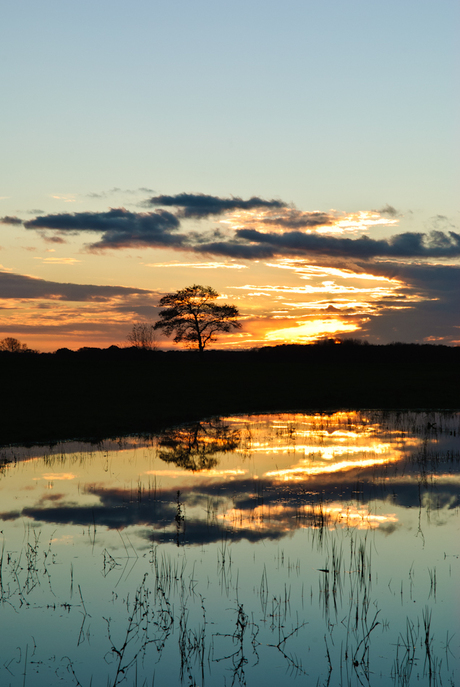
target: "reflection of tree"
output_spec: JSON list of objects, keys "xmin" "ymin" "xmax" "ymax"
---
[{"xmin": 157, "ymin": 420, "xmax": 240, "ymax": 471}]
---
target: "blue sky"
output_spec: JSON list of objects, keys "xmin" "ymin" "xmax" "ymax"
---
[{"xmin": 1, "ymin": 0, "xmax": 459, "ymax": 350}]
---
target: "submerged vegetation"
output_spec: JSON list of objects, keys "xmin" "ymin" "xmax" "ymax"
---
[{"xmin": 0, "ymin": 411, "xmax": 458, "ymax": 685}]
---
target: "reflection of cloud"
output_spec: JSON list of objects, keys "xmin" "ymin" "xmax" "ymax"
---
[
  {"xmin": 0, "ymin": 412, "xmax": 456, "ymax": 546},
  {"xmin": 265, "ymin": 453, "xmax": 398, "ymax": 479},
  {"xmin": 5, "ymin": 462, "xmax": 458, "ymax": 544},
  {"xmin": 34, "ymin": 473, "xmax": 76, "ymax": 481},
  {"xmin": 218, "ymin": 502, "xmax": 398, "ymax": 532},
  {"xmin": 0, "ymin": 510, "xmax": 21, "ymax": 521},
  {"xmin": 144, "ymin": 468, "xmax": 247, "ymax": 477},
  {"xmin": 33, "ymin": 257, "xmax": 81, "ymax": 265}
]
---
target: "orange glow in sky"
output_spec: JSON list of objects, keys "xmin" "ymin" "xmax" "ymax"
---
[{"xmin": 265, "ymin": 318, "xmax": 358, "ymax": 342}]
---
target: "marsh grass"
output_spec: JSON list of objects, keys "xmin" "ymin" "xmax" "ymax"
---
[{"xmin": 0, "ymin": 410, "xmax": 458, "ymax": 686}]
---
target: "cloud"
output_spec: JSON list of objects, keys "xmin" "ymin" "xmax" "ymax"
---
[
  {"xmin": 0, "ymin": 270, "xmax": 155, "ymax": 302},
  {"xmin": 24, "ymin": 208, "xmax": 183, "ymax": 250},
  {"xmin": 19, "ymin": 200, "xmax": 460, "ymax": 265},
  {"xmin": 195, "ymin": 228, "xmax": 460, "ymax": 260},
  {"xmin": 258, "ymin": 210, "xmax": 335, "ymax": 229},
  {"xmin": 357, "ymin": 262, "xmax": 460, "ymax": 343},
  {"xmin": 146, "ymin": 261, "xmax": 248, "ymax": 269},
  {"xmin": 195, "ymin": 241, "xmax": 276, "ymax": 259},
  {"xmin": 86, "ymin": 187, "xmax": 154, "ymax": 199},
  {"xmin": 33, "ymin": 257, "xmax": 81, "ymax": 265},
  {"xmin": 428, "ymin": 214, "xmax": 458, "ymax": 231},
  {"xmin": 147, "ymin": 192, "xmax": 287, "ymax": 218},
  {"xmin": 372, "ymin": 204, "xmax": 400, "ymax": 217},
  {"xmin": 0, "ymin": 215, "xmax": 23, "ymax": 225}
]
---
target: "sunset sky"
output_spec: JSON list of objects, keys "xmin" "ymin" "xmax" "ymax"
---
[{"xmin": 1, "ymin": 0, "xmax": 459, "ymax": 351}]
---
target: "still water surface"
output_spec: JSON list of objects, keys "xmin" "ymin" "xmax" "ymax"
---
[{"xmin": 0, "ymin": 411, "xmax": 458, "ymax": 686}]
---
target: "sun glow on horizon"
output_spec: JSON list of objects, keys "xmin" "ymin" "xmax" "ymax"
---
[{"xmin": 265, "ymin": 318, "xmax": 358, "ymax": 342}]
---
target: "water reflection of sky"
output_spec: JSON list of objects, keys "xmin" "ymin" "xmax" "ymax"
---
[
  {"xmin": 1, "ymin": 411, "xmax": 459, "ymax": 545},
  {"xmin": 0, "ymin": 411, "xmax": 458, "ymax": 686}
]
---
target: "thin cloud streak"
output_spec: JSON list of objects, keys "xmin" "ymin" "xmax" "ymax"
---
[
  {"xmin": 147, "ymin": 192, "xmax": 287, "ymax": 218},
  {"xmin": 0, "ymin": 270, "xmax": 156, "ymax": 302},
  {"xmin": 0, "ymin": 216, "xmax": 23, "ymax": 225}
]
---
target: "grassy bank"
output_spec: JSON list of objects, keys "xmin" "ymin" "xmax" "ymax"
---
[{"xmin": 1, "ymin": 342, "xmax": 459, "ymax": 446}]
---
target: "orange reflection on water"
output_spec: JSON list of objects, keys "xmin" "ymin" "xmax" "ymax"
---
[
  {"xmin": 33, "ymin": 473, "xmax": 77, "ymax": 481},
  {"xmin": 265, "ymin": 454, "xmax": 399, "ymax": 480},
  {"xmin": 217, "ymin": 501, "xmax": 398, "ymax": 533},
  {"xmin": 309, "ymin": 503, "xmax": 399, "ymax": 530}
]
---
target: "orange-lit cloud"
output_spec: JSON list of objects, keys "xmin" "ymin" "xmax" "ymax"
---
[
  {"xmin": 145, "ymin": 261, "xmax": 247, "ymax": 269},
  {"xmin": 220, "ymin": 208, "xmax": 399, "ymax": 236},
  {"xmin": 264, "ymin": 319, "xmax": 358, "ymax": 343},
  {"xmin": 33, "ymin": 257, "xmax": 81, "ymax": 265}
]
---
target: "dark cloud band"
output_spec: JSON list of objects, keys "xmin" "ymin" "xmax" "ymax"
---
[
  {"xmin": 18, "ymin": 199, "xmax": 460, "ymax": 261},
  {"xmin": 0, "ymin": 271, "xmax": 154, "ymax": 301},
  {"xmin": 216, "ymin": 228, "xmax": 460, "ymax": 260},
  {"xmin": 147, "ymin": 192, "xmax": 287, "ymax": 218},
  {"xmin": 24, "ymin": 208, "xmax": 182, "ymax": 250}
]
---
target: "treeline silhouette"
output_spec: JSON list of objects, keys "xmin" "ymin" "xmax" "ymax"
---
[{"xmin": 1, "ymin": 341, "xmax": 459, "ymax": 445}]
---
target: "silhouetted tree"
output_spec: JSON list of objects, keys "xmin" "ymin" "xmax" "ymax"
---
[
  {"xmin": 127, "ymin": 323, "xmax": 157, "ymax": 350},
  {"xmin": 0, "ymin": 337, "xmax": 36, "ymax": 353},
  {"xmin": 154, "ymin": 284, "xmax": 241, "ymax": 353},
  {"xmin": 157, "ymin": 419, "xmax": 241, "ymax": 471}
]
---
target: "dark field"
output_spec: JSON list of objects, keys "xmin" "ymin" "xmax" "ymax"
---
[{"xmin": 1, "ymin": 342, "xmax": 459, "ymax": 446}]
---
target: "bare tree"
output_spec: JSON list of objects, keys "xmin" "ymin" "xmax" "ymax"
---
[
  {"xmin": 154, "ymin": 284, "xmax": 241, "ymax": 353},
  {"xmin": 127, "ymin": 323, "xmax": 157, "ymax": 350},
  {"xmin": 0, "ymin": 337, "xmax": 36, "ymax": 353}
]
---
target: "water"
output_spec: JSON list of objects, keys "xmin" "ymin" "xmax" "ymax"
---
[{"xmin": 0, "ymin": 411, "xmax": 458, "ymax": 686}]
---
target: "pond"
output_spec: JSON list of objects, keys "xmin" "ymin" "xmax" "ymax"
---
[{"xmin": 0, "ymin": 411, "xmax": 458, "ymax": 686}]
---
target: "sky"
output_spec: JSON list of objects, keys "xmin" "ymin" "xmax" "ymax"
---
[{"xmin": 1, "ymin": 0, "xmax": 459, "ymax": 351}]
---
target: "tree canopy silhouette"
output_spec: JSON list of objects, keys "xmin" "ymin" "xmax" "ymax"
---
[
  {"xmin": 154, "ymin": 284, "xmax": 241, "ymax": 352},
  {"xmin": 157, "ymin": 419, "xmax": 241, "ymax": 471},
  {"xmin": 0, "ymin": 337, "xmax": 36, "ymax": 353}
]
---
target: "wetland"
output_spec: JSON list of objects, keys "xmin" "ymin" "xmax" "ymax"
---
[{"xmin": 0, "ymin": 410, "xmax": 458, "ymax": 686}]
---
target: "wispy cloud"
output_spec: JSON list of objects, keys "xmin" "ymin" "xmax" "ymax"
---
[
  {"xmin": 33, "ymin": 257, "xmax": 81, "ymax": 265},
  {"xmin": 147, "ymin": 192, "xmax": 287, "ymax": 218},
  {"xmin": 145, "ymin": 261, "xmax": 247, "ymax": 269},
  {"xmin": 371, "ymin": 204, "xmax": 401, "ymax": 218},
  {"xmin": 0, "ymin": 270, "xmax": 155, "ymax": 302},
  {"xmin": 51, "ymin": 194, "xmax": 77, "ymax": 203},
  {"xmin": 86, "ymin": 187, "xmax": 155, "ymax": 199},
  {"xmin": 0, "ymin": 216, "xmax": 23, "ymax": 225}
]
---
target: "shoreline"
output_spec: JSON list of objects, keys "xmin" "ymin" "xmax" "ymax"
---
[{"xmin": 1, "ymin": 343, "xmax": 459, "ymax": 447}]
